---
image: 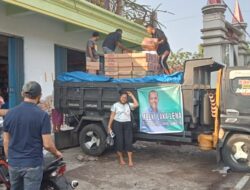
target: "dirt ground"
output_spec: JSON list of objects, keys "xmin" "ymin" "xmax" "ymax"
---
[{"xmin": 63, "ymin": 142, "xmax": 249, "ymax": 190}]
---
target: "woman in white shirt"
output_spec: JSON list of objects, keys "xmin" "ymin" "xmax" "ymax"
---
[{"xmin": 108, "ymin": 90, "xmax": 139, "ymax": 167}]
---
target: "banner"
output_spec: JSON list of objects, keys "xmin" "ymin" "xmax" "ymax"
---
[{"xmin": 138, "ymin": 85, "xmax": 184, "ymax": 134}]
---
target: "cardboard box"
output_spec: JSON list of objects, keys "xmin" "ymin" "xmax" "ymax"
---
[
  {"xmin": 87, "ymin": 69, "xmax": 98, "ymax": 74},
  {"xmin": 131, "ymin": 52, "xmax": 147, "ymax": 58},
  {"xmin": 148, "ymin": 62, "xmax": 159, "ymax": 71},
  {"xmin": 116, "ymin": 58, "xmax": 132, "ymax": 62},
  {"xmin": 118, "ymin": 62, "xmax": 133, "ymax": 68},
  {"xmin": 117, "ymin": 58, "xmax": 132, "ymax": 63},
  {"xmin": 86, "ymin": 61, "xmax": 100, "ymax": 70},
  {"xmin": 106, "ymin": 75, "xmax": 119, "ymax": 79},
  {"xmin": 118, "ymin": 71, "xmax": 132, "ymax": 75},
  {"xmin": 146, "ymin": 71, "xmax": 156, "ymax": 76},
  {"xmin": 105, "ymin": 61, "xmax": 119, "ymax": 67},
  {"xmin": 141, "ymin": 38, "xmax": 158, "ymax": 51},
  {"xmin": 104, "ymin": 58, "xmax": 117, "ymax": 62},
  {"xmin": 118, "ymin": 67, "xmax": 133, "ymax": 72},
  {"xmin": 133, "ymin": 66, "xmax": 148, "ymax": 71},
  {"xmin": 105, "ymin": 67, "xmax": 119, "ymax": 72},
  {"xmin": 119, "ymin": 75, "xmax": 132, "ymax": 79},
  {"xmin": 87, "ymin": 66, "xmax": 99, "ymax": 70},
  {"xmin": 104, "ymin": 53, "xmax": 132, "ymax": 59},
  {"xmin": 131, "ymin": 52, "xmax": 158, "ymax": 62},
  {"xmin": 132, "ymin": 59, "xmax": 148, "ymax": 67},
  {"xmin": 132, "ymin": 71, "xmax": 147, "ymax": 76},
  {"xmin": 146, "ymin": 54, "xmax": 158, "ymax": 63},
  {"xmin": 133, "ymin": 75, "xmax": 145, "ymax": 78},
  {"xmin": 105, "ymin": 71, "xmax": 119, "ymax": 76}
]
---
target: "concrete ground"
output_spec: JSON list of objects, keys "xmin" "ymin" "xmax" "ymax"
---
[{"xmin": 62, "ymin": 142, "xmax": 250, "ymax": 190}]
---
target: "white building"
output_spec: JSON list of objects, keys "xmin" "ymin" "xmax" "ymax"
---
[{"xmin": 0, "ymin": 0, "xmax": 146, "ymax": 108}]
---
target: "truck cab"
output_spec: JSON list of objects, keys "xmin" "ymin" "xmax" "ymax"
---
[{"xmin": 219, "ymin": 68, "xmax": 250, "ymax": 172}]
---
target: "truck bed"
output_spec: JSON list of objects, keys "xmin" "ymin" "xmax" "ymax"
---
[{"xmin": 54, "ymin": 80, "xmax": 212, "ymax": 133}]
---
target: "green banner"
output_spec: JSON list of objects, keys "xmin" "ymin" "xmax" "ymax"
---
[{"xmin": 138, "ymin": 85, "xmax": 184, "ymax": 134}]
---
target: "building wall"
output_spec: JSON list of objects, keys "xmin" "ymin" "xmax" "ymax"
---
[{"xmin": 0, "ymin": 4, "xmax": 98, "ymax": 97}]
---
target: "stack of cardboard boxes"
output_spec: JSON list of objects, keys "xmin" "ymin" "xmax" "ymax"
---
[
  {"xmin": 104, "ymin": 54, "xmax": 132, "ymax": 78},
  {"xmin": 132, "ymin": 53, "xmax": 159, "ymax": 78},
  {"xmin": 104, "ymin": 52, "xmax": 159, "ymax": 79}
]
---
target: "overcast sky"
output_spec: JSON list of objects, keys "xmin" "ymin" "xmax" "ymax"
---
[{"xmin": 136, "ymin": 0, "xmax": 250, "ymax": 52}]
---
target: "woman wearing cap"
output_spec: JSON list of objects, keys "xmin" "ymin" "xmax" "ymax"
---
[{"xmin": 108, "ymin": 90, "xmax": 138, "ymax": 167}]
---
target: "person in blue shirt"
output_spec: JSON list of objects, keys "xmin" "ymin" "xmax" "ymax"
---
[
  {"xmin": 102, "ymin": 29, "xmax": 132, "ymax": 53},
  {"xmin": 3, "ymin": 81, "xmax": 62, "ymax": 190}
]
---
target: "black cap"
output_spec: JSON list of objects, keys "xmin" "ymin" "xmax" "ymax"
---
[
  {"xmin": 116, "ymin": 29, "xmax": 123, "ymax": 33},
  {"xmin": 92, "ymin": 31, "xmax": 100, "ymax": 37},
  {"xmin": 22, "ymin": 81, "xmax": 42, "ymax": 98}
]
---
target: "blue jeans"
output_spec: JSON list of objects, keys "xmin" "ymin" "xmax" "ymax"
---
[{"xmin": 9, "ymin": 166, "xmax": 43, "ymax": 190}]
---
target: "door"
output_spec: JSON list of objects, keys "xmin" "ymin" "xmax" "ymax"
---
[
  {"xmin": 8, "ymin": 37, "xmax": 24, "ymax": 108},
  {"xmin": 221, "ymin": 68, "xmax": 250, "ymax": 128},
  {"xmin": 54, "ymin": 45, "xmax": 67, "ymax": 78}
]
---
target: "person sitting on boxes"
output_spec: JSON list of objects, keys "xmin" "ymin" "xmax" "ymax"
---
[
  {"xmin": 146, "ymin": 24, "xmax": 171, "ymax": 74},
  {"xmin": 102, "ymin": 29, "xmax": 131, "ymax": 54},
  {"xmin": 86, "ymin": 31, "xmax": 100, "ymax": 62}
]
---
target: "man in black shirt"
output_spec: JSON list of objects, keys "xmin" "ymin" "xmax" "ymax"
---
[
  {"xmin": 86, "ymin": 31, "xmax": 100, "ymax": 62},
  {"xmin": 102, "ymin": 29, "xmax": 131, "ymax": 53},
  {"xmin": 146, "ymin": 24, "xmax": 171, "ymax": 74}
]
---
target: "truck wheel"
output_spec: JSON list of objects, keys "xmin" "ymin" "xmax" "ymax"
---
[
  {"xmin": 79, "ymin": 124, "xmax": 106, "ymax": 156},
  {"xmin": 222, "ymin": 134, "xmax": 250, "ymax": 172}
]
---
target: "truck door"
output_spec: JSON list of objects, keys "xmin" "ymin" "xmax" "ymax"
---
[{"xmin": 221, "ymin": 68, "xmax": 250, "ymax": 130}]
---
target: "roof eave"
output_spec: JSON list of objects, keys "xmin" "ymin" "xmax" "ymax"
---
[{"xmin": 3, "ymin": 0, "xmax": 148, "ymax": 45}]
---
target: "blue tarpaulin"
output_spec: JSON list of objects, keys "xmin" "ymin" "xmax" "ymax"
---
[{"xmin": 57, "ymin": 71, "xmax": 183, "ymax": 84}]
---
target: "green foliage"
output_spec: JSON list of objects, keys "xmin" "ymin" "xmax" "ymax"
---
[
  {"xmin": 167, "ymin": 48, "xmax": 204, "ymax": 72},
  {"xmin": 168, "ymin": 49, "xmax": 203, "ymax": 67}
]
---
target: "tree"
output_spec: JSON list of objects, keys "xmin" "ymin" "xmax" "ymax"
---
[
  {"xmin": 87, "ymin": 0, "xmax": 170, "ymax": 27},
  {"xmin": 168, "ymin": 48, "xmax": 204, "ymax": 72},
  {"xmin": 115, "ymin": 0, "xmax": 123, "ymax": 15}
]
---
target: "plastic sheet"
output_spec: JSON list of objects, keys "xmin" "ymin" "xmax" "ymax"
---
[{"xmin": 57, "ymin": 71, "xmax": 183, "ymax": 84}]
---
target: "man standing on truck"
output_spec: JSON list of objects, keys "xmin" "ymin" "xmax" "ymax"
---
[
  {"xmin": 102, "ymin": 29, "xmax": 132, "ymax": 53},
  {"xmin": 146, "ymin": 24, "xmax": 171, "ymax": 74},
  {"xmin": 86, "ymin": 31, "xmax": 100, "ymax": 62},
  {"xmin": 3, "ymin": 81, "xmax": 62, "ymax": 190}
]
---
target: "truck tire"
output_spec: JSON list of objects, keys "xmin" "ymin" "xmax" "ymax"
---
[
  {"xmin": 79, "ymin": 124, "xmax": 106, "ymax": 156},
  {"xmin": 222, "ymin": 133, "xmax": 250, "ymax": 172}
]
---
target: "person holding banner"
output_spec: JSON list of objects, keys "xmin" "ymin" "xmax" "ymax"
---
[{"xmin": 108, "ymin": 90, "xmax": 138, "ymax": 167}]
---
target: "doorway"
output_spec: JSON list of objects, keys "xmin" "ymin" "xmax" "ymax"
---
[
  {"xmin": 54, "ymin": 45, "xmax": 86, "ymax": 77},
  {"xmin": 0, "ymin": 36, "xmax": 8, "ymax": 108},
  {"xmin": 67, "ymin": 49, "xmax": 86, "ymax": 72},
  {"xmin": 0, "ymin": 35, "xmax": 24, "ymax": 108}
]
